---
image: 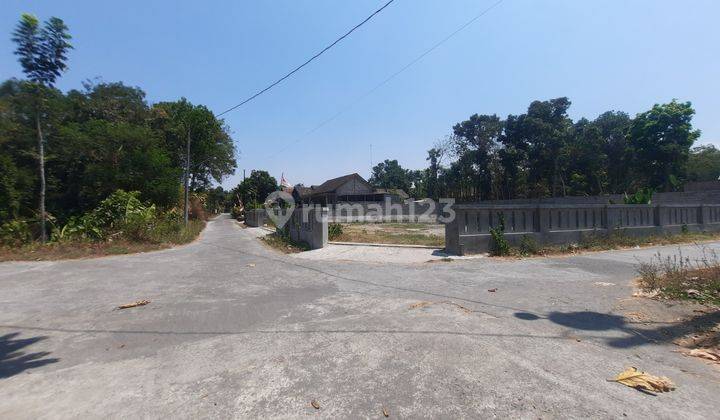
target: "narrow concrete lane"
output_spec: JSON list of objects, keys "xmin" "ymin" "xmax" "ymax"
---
[{"xmin": 1, "ymin": 215, "xmax": 718, "ymax": 418}]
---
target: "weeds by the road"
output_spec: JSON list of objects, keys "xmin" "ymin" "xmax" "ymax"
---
[
  {"xmin": 261, "ymin": 231, "xmax": 310, "ymax": 253},
  {"xmin": 507, "ymin": 230, "xmax": 720, "ymax": 258},
  {"xmin": 637, "ymin": 246, "xmax": 720, "ymax": 305},
  {"xmin": 0, "ymin": 220, "xmax": 205, "ymax": 262}
]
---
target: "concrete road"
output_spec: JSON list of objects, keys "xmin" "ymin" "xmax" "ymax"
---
[{"xmin": 1, "ymin": 214, "xmax": 719, "ymax": 419}]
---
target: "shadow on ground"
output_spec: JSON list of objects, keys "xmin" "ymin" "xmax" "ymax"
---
[
  {"xmin": 0, "ymin": 332, "xmax": 59, "ymax": 379},
  {"xmin": 514, "ymin": 310, "xmax": 720, "ymax": 348}
]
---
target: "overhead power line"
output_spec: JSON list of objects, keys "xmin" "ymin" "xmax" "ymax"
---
[
  {"xmin": 217, "ymin": 0, "xmax": 395, "ymax": 117},
  {"xmin": 263, "ymin": 0, "xmax": 506, "ymax": 161}
]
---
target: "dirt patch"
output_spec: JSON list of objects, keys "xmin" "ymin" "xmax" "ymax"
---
[
  {"xmin": 408, "ymin": 300, "xmax": 472, "ymax": 314},
  {"xmin": 335, "ymin": 223, "xmax": 444, "ymax": 247}
]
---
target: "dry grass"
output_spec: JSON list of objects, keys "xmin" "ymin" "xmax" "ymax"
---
[
  {"xmin": 333, "ymin": 223, "xmax": 444, "ymax": 247},
  {"xmin": 261, "ymin": 232, "xmax": 309, "ymax": 254},
  {"xmin": 0, "ymin": 220, "xmax": 205, "ymax": 262},
  {"xmin": 510, "ymin": 230, "xmax": 720, "ymax": 258},
  {"xmin": 637, "ymin": 247, "xmax": 720, "ymax": 305}
]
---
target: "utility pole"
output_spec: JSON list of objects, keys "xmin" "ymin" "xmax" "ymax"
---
[{"xmin": 184, "ymin": 128, "xmax": 190, "ymax": 226}]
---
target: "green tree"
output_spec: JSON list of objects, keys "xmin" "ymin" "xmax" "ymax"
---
[
  {"xmin": 628, "ymin": 100, "xmax": 700, "ymax": 191},
  {"xmin": 593, "ymin": 111, "xmax": 632, "ymax": 193},
  {"xmin": 369, "ymin": 159, "xmax": 411, "ymax": 192},
  {"xmin": 11, "ymin": 14, "xmax": 72, "ymax": 241},
  {"xmin": 151, "ymin": 98, "xmax": 236, "ymax": 223},
  {"xmin": 233, "ymin": 170, "xmax": 278, "ymax": 207},
  {"xmin": 561, "ymin": 118, "xmax": 608, "ymax": 195},
  {"xmin": 687, "ymin": 145, "xmax": 720, "ymax": 182},
  {"xmin": 452, "ymin": 114, "xmax": 503, "ymax": 200}
]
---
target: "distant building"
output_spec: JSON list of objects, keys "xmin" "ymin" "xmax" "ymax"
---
[{"xmin": 291, "ymin": 173, "xmax": 408, "ymax": 205}]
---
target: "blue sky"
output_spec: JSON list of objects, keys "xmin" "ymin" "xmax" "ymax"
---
[{"xmin": 2, "ymin": 0, "xmax": 719, "ymax": 189}]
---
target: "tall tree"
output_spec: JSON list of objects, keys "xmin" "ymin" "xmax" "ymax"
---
[
  {"xmin": 233, "ymin": 170, "xmax": 277, "ymax": 206},
  {"xmin": 687, "ymin": 145, "xmax": 720, "ymax": 182},
  {"xmin": 369, "ymin": 159, "xmax": 411, "ymax": 192},
  {"xmin": 151, "ymin": 98, "xmax": 236, "ymax": 223},
  {"xmin": 452, "ymin": 114, "xmax": 503, "ymax": 200},
  {"xmin": 628, "ymin": 100, "xmax": 700, "ymax": 191},
  {"xmin": 593, "ymin": 111, "xmax": 632, "ymax": 193},
  {"xmin": 11, "ymin": 14, "xmax": 72, "ymax": 241}
]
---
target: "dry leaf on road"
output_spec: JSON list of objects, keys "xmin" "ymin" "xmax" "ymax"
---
[
  {"xmin": 246, "ymin": 263, "xmax": 256, "ymax": 267},
  {"xmin": 610, "ymin": 367, "xmax": 675, "ymax": 394},
  {"xmin": 382, "ymin": 407, "xmax": 389, "ymax": 417},
  {"xmin": 679, "ymin": 348, "xmax": 720, "ymax": 363},
  {"xmin": 487, "ymin": 288, "xmax": 497, "ymax": 292},
  {"xmin": 310, "ymin": 400, "xmax": 320, "ymax": 409},
  {"xmin": 117, "ymin": 300, "xmax": 150, "ymax": 310}
]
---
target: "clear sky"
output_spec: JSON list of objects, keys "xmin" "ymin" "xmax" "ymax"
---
[{"xmin": 2, "ymin": 0, "xmax": 719, "ymax": 189}]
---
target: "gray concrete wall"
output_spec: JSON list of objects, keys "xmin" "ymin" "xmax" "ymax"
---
[
  {"xmin": 446, "ymin": 203, "xmax": 720, "ymax": 255},
  {"xmin": 472, "ymin": 190, "xmax": 720, "ymax": 206},
  {"xmin": 245, "ymin": 209, "xmax": 268, "ymax": 227},
  {"xmin": 285, "ymin": 207, "xmax": 328, "ymax": 250}
]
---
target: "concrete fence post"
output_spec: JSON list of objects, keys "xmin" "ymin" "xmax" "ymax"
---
[
  {"xmin": 700, "ymin": 205, "xmax": 710, "ymax": 229},
  {"xmin": 537, "ymin": 206, "xmax": 550, "ymax": 233}
]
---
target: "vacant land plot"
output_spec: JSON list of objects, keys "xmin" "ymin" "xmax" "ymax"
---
[{"xmin": 334, "ymin": 222, "xmax": 444, "ymax": 247}]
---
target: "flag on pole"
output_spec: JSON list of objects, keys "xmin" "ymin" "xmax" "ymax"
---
[{"xmin": 280, "ymin": 173, "xmax": 291, "ymax": 189}]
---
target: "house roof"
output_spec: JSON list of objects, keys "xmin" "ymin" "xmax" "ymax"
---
[
  {"xmin": 311, "ymin": 173, "xmax": 371, "ymax": 195},
  {"xmin": 292, "ymin": 185, "xmax": 314, "ymax": 198},
  {"xmin": 373, "ymin": 188, "xmax": 410, "ymax": 199}
]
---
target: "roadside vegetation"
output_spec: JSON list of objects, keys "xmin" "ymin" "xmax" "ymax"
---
[
  {"xmin": 0, "ymin": 190, "xmax": 206, "ymax": 261},
  {"xmin": 637, "ymin": 247, "xmax": 720, "ymax": 306},
  {"xmin": 261, "ymin": 230, "xmax": 309, "ymax": 254},
  {"xmin": 489, "ymin": 229, "xmax": 720, "ymax": 258},
  {"xmin": 1, "ymin": 14, "xmax": 234, "ymax": 261}
]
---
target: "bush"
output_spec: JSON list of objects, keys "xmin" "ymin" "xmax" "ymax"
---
[
  {"xmin": 0, "ymin": 220, "xmax": 32, "ymax": 246},
  {"xmin": 623, "ymin": 188, "xmax": 654, "ymax": 204},
  {"xmin": 489, "ymin": 214, "xmax": 510, "ymax": 256},
  {"xmin": 518, "ymin": 235, "xmax": 539, "ymax": 255},
  {"xmin": 231, "ymin": 205, "xmax": 244, "ymax": 220},
  {"xmin": 328, "ymin": 223, "xmax": 343, "ymax": 240}
]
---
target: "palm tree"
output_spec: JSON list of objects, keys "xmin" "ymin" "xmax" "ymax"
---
[{"xmin": 11, "ymin": 14, "xmax": 72, "ymax": 242}]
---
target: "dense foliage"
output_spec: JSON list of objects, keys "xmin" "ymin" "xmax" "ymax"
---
[
  {"xmin": 231, "ymin": 170, "xmax": 278, "ymax": 208},
  {"xmin": 430, "ymin": 97, "xmax": 703, "ymax": 201},
  {"xmin": 0, "ymin": 79, "xmax": 236, "ymax": 229}
]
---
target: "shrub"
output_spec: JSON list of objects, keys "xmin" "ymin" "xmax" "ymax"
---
[
  {"xmin": 623, "ymin": 188, "xmax": 654, "ymax": 204},
  {"xmin": 0, "ymin": 220, "xmax": 32, "ymax": 246},
  {"xmin": 518, "ymin": 235, "xmax": 539, "ymax": 255},
  {"xmin": 328, "ymin": 223, "xmax": 343, "ymax": 240},
  {"xmin": 230, "ymin": 205, "xmax": 244, "ymax": 220},
  {"xmin": 489, "ymin": 213, "xmax": 510, "ymax": 256}
]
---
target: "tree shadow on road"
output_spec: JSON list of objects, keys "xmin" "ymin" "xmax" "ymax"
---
[
  {"xmin": 514, "ymin": 310, "xmax": 720, "ymax": 348},
  {"xmin": 0, "ymin": 332, "xmax": 59, "ymax": 379}
]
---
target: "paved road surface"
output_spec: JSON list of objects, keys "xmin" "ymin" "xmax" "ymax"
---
[{"xmin": 1, "ymin": 215, "xmax": 719, "ymax": 418}]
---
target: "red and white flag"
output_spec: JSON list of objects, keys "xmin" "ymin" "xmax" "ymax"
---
[{"xmin": 280, "ymin": 173, "xmax": 291, "ymax": 189}]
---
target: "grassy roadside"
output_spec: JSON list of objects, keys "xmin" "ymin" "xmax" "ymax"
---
[
  {"xmin": 499, "ymin": 230, "xmax": 720, "ymax": 258},
  {"xmin": 637, "ymin": 247, "xmax": 720, "ymax": 306},
  {"xmin": 260, "ymin": 231, "xmax": 309, "ymax": 254},
  {"xmin": 0, "ymin": 220, "xmax": 206, "ymax": 262}
]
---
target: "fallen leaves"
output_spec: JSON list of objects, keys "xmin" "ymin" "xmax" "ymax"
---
[
  {"xmin": 677, "ymin": 348, "xmax": 720, "ymax": 364},
  {"xmin": 310, "ymin": 400, "xmax": 320, "ymax": 409},
  {"xmin": 408, "ymin": 301, "xmax": 432, "ymax": 310},
  {"xmin": 246, "ymin": 263, "xmax": 256, "ymax": 268},
  {"xmin": 382, "ymin": 407, "xmax": 389, "ymax": 417},
  {"xmin": 610, "ymin": 367, "xmax": 675, "ymax": 394},
  {"xmin": 407, "ymin": 301, "xmax": 471, "ymax": 314},
  {"xmin": 117, "ymin": 299, "xmax": 150, "ymax": 310},
  {"xmin": 487, "ymin": 288, "xmax": 497, "ymax": 292}
]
